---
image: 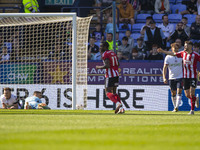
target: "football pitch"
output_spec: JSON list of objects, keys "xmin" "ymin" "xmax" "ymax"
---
[{"xmin": 0, "ymin": 110, "xmax": 200, "ymax": 150}]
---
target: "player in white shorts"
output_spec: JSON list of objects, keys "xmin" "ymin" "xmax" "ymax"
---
[
  {"xmin": 0, "ymin": 87, "xmax": 18, "ymax": 109},
  {"xmin": 163, "ymin": 43, "xmax": 183, "ymax": 112}
]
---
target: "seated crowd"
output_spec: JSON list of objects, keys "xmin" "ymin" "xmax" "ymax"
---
[{"xmin": 88, "ymin": 0, "xmax": 200, "ymax": 61}]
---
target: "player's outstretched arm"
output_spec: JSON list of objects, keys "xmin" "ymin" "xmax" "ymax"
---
[
  {"xmin": 157, "ymin": 48, "xmax": 176, "ymax": 56},
  {"xmin": 96, "ymin": 59, "xmax": 110, "ymax": 69}
]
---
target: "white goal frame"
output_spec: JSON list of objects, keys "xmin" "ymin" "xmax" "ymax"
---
[{"xmin": 0, "ymin": 13, "xmax": 78, "ymax": 110}]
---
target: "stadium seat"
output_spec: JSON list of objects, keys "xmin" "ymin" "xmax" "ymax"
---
[
  {"xmin": 169, "ymin": 0, "xmax": 176, "ymax": 4},
  {"xmin": 152, "ymin": 14, "xmax": 164, "ymax": 23},
  {"xmin": 130, "ymin": 33, "xmax": 142, "ymax": 44},
  {"xmin": 119, "ymin": 32, "xmax": 126, "ymax": 41},
  {"xmin": 95, "ymin": 41, "xmax": 101, "ymax": 47},
  {"xmin": 136, "ymin": 14, "xmax": 151, "ymax": 23},
  {"xmin": 172, "ymin": 23, "xmax": 177, "ymax": 30},
  {"xmin": 172, "ymin": 4, "xmax": 186, "ymax": 14},
  {"xmin": 132, "ymin": 23, "xmax": 145, "ymax": 33},
  {"xmin": 119, "ymin": 23, "xmax": 131, "ymax": 32},
  {"xmin": 176, "ymin": 0, "xmax": 182, "ymax": 4},
  {"xmin": 184, "ymin": 14, "xmax": 197, "ymax": 24},
  {"xmin": 168, "ymin": 14, "xmax": 182, "ymax": 23}
]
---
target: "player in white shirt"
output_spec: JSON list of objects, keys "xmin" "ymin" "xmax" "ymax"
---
[
  {"xmin": 163, "ymin": 43, "xmax": 183, "ymax": 112},
  {"xmin": 0, "ymin": 87, "xmax": 18, "ymax": 109}
]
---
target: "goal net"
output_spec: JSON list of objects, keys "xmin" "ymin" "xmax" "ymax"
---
[{"xmin": 0, "ymin": 13, "xmax": 92, "ymax": 110}]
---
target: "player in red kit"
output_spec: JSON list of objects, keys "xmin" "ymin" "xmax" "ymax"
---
[
  {"xmin": 158, "ymin": 41, "xmax": 200, "ymax": 115},
  {"xmin": 96, "ymin": 42, "xmax": 124, "ymax": 114}
]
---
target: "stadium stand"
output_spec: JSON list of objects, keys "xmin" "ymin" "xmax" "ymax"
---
[
  {"xmin": 171, "ymin": 4, "xmax": 187, "ymax": 13},
  {"xmin": 0, "ymin": 0, "xmax": 22, "ymax": 13},
  {"xmin": 184, "ymin": 14, "xmax": 197, "ymax": 24},
  {"xmin": 169, "ymin": 0, "xmax": 176, "ymax": 4},
  {"xmin": 119, "ymin": 23, "xmax": 132, "ymax": 32},
  {"xmin": 136, "ymin": 14, "xmax": 151, "ymax": 23},
  {"xmin": 132, "ymin": 23, "xmax": 145, "ymax": 33},
  {"xmin": 168, "ymin": 14, "xmax": 182, "ymax": 23},
  {"xmin": 176, "ymin": 0, "xmax": 183, "ymax": 4},
  {"xmin": 119, "ymin": 32, "xmax": 126, "ymax": 41},
  {"xmin": 153, "ymin": 14, "xmax": 165, "ymax": 23},
  {"xmin": 131, "ymin": 33, "xmax": 142, "ymax": 45}
]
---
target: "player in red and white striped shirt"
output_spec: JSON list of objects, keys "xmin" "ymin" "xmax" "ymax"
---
[
  {"xmin": 96, "ymin": 42, "xmax": 124, "ymax": 114},
  {"xmin": 158, "ymin": 41, "xmax": 200, "ymax": 115}
]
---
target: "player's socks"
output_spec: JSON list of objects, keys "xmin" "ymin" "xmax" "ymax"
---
[
  {"xmin": 176, "ymin": 94, "xmax": 182, "ymax": 108},
  {"xmin": 106, "ymin": 92, "xmax": 118, "ymax": 103},
  {"xmin": 171, "ymin": 96, "xmax": 176, "ymax": 108},
  {"xmin": 190, "ymin": 96, "xmax": 196, "ymax": 110},
  {"xmin": 114, "ymin": 94, "xmax": 121, "ymax": 103}
]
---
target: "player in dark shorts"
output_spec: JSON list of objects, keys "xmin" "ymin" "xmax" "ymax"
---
[{"xmin": 96, "ymin": 42, "xmax": 124, "ymax": 114}]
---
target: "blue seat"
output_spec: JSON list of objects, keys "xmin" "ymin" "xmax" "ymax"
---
[
  {"xmin": 119, "ymin": 23, "xmax": 131, "ymax": 32},
  {"xmin": 130, "ymin": 33, "xmax": 142, "ymax": 44},
  {"xmin": 132, "ymin": 23, "xmax": 145, "ymax": 33},
  {"xmin": 184, "ymin": 14, "xmax": 197, "ymax": 24},
  {"xmin": 176, "ymin": 0, "xmax": 182, "ymax": 4},
  {"xmin": 95, "ymin": 41, "xmax": 101, "ymax": 47},
  {"xmin": 169, "ymin": 0, "xmax": 176, "ymax": 4},
  {"xmin": 136, "ymin": 14, "xmax": 151, "ymax": 23},
  {"xmin": 153, "ymin": 14, "xmax": 164, "ymax": 23},
  {"xmin": 172, "ymin": 4, "xmax": 186, "ymax": 14},
  {"xmin": 168, "ymin": 14, "xmax": 182, "ymax": 23},
  {"xmin": 119, "ymin": 32, "xmax": 126, "ymax": 41}
]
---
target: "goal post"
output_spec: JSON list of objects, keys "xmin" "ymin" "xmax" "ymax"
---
[{"xmin": 0, "ymin": 13, "xmax": 92, "ymax": 110}]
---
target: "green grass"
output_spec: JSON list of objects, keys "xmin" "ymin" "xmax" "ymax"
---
[{"xmin": 0, "ymin": 110, "xmax": 200, "ymax": 150}]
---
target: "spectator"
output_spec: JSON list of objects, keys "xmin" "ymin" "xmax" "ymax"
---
[
  {"xmin": 130, "ymin": 48, "xmax": 144, "ymax": 60},
  {"xmin": 158, "ymin": 15, "xmax": 174, "ymax": 47},
  {"xmin": 140, "ymin": 16, "xmax": 153, "ymax": 36},
  {"xmin": 105, "ymin": 17, "xmax": 119, "ymax": 34},
  {"xmin": 139, "ymin": 0, "xmax": 155, "ymax": 14},
  {"xmin": 118, "ymin": 36, "xmax": 132, "ymax": 60},
  {"xmin": 117, "ymin": 51, "xmax": 126, "ymax": 60},
  {"xmin": 0, "ymin": 46, "xmax": 10, "ymax": 63},
  {"xmin": 0, "ymin": 87, "xmax": 18, "ymax": 109},
  {"xmin": 25, "ymin": 91, "xmax": 50, "ymax": 109},
  {"xmin": 129, "ymin": 0, "xmax": 141, "ymax": 18},
  {"xmin": 168, "ymin": 22, "xmax": 189, "ymax": 46},
  {"xmin": 193, "ymin": 42, "xmax": 200, "ymax": 53},
  {"xmin": 117, "ymin": 0, "xmax": 135, "ymax": 26},
  {"xmin": 92, "ymin": 23, "xmax": 104, "ymax": 42},
  {"xmin": 116, "ymin": 32, "xmax": 122, "ymax": 46},
  {"xmin": 134, "ymin": 37, "xmax": 148, "ymax": 57},
  {"xmin": 106, "ymin": 33, "xmax": 118, "ymax": 51},
  {"xmin": 180, "ymin": 0, "xmax": 197, "ymax": 15},
  {"xmin": 96, "ymin": 0, "xmax": 112, "ymax": 20},
  {"xmin": 23, "ymin": 0, "xmax": 40, "ymax": 13},
  {"xmin": 144, "ymin": 20, "xmax": 165, "ymax": 51},
  {"xmin": 182, "ymin": 17, "xmax": 191, "ymax": 36},
  {"xmin": 125, "ymin": 30, "xmax": 134, "ymax": 47},
  {"xmin": 155, "ymin": 0, "xmax": 170, "ymax": 14},
  {"xmin": 147, "ymin": 44, "xmax": 163, "ymax": 60},
  {"xmin": 198, "ymin": 0, "xmax": 200, "ymax": 15},
  {"xmin": 175, "ymin": 38, "xmax": 184, "ymax": 51},
  {"xmin": 88, "ymin": 37, "xmax": 99, "ymax": 60},
  {"xmin": 93, "ymin": 52, "xmax": 101, "ymax": 60},
  {"xmin": 190, "ymin": 15, "xmax": 200, "ymax": 43}
]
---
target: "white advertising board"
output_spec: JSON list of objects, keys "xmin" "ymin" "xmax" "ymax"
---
[{"xmin": 0, "ymin": 85, "xmax": 168, "ymax": 110}]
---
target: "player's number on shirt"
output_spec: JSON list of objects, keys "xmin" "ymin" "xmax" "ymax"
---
[{"xmin": 111, "ymin": 56, "xmax": 118, "ymax": 66}]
